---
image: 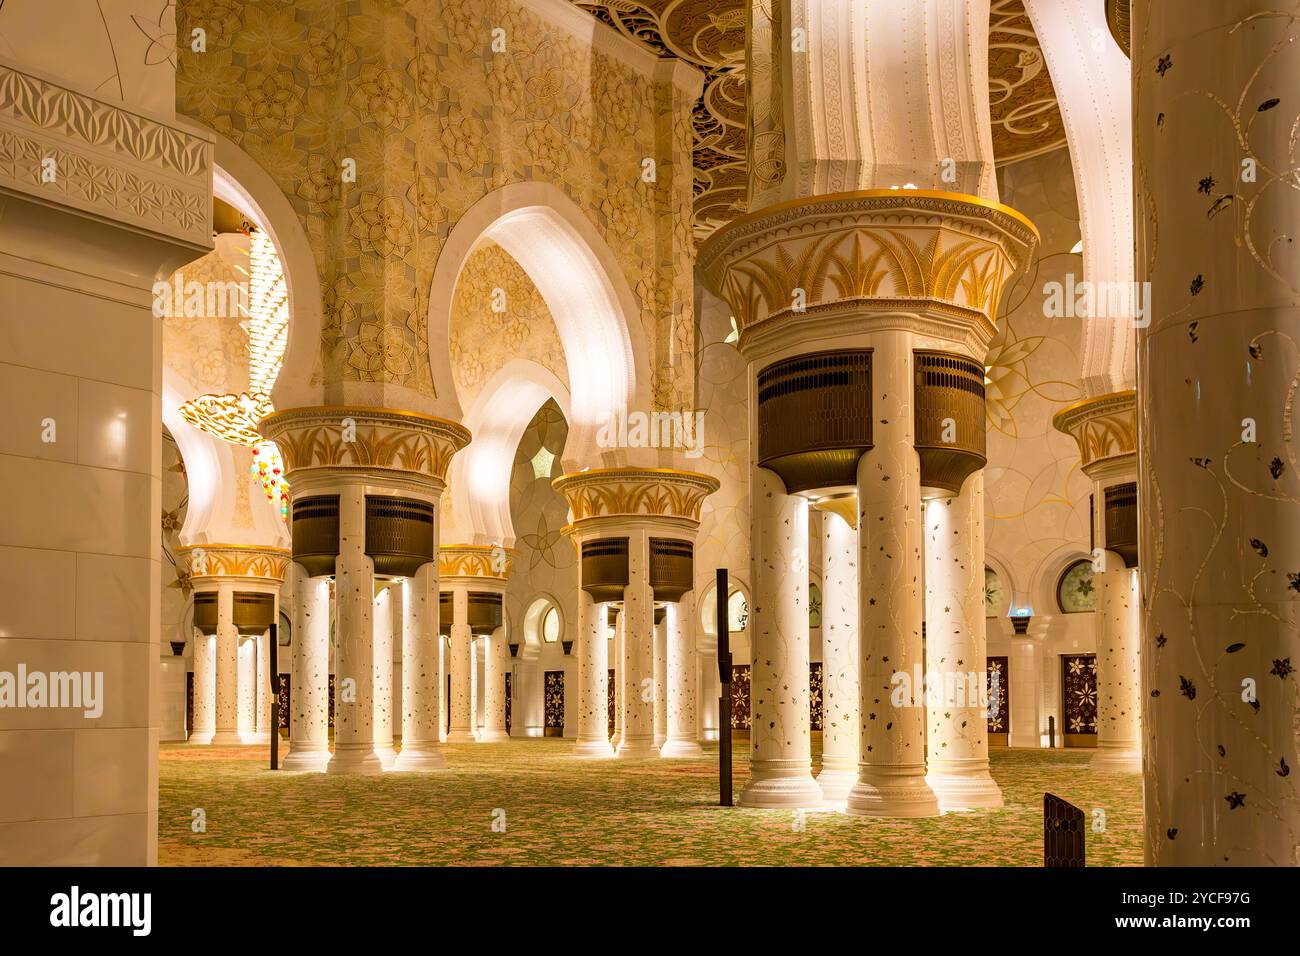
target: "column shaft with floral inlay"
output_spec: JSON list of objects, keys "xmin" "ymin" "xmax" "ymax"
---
[{"xmin": 1133, "ymin": 0, "xmax": 1300, "ymax": 863}]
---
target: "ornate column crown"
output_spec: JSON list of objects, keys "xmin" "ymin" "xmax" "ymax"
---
[
  {"xmin": 178, "ymin": 544, "xmax": 291, "ymax": 586},
  {"xmin": 258, "ymin": 406, "xmax": 471, "ymax": 486},
  {"xmin": 438, "ymin": 544, "xmax": 514, "ymax": 582},
  {"xmin": 697, "ymin": 189, "xmax": 1038, "ymax": 352},
  {"xmin": 551, "ymin": 467, "xmax": 720, "ymax": 532},
  {"xmin": 1051, "ymin": 390, "xmax": 1137, "ymax": 477}
]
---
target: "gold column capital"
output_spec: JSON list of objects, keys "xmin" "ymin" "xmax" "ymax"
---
[
  {"xmin": 258, "ymin": 405, "xmax": 471, "ymax": 486},
  {"xmin": 178, "ymin": 544, "xmax": 291, "ymax": 588},
  {"xmin": 552, "ymin": 467, "xmax": 720, "ymax": 534},
  {"xmin": 1051, "ymin": 390, "xmax": 1137, "ymax": 476}
]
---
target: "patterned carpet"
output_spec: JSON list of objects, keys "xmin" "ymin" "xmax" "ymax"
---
[{"xmin": 157, "ymin": 738, "xmax": 1143, "ymax": 866}]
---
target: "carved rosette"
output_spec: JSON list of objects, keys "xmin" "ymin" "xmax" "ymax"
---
[
  {"xmin": 698, "ymin": 189, "xmax": 1038, "ymax": 353},
  {"xmin": 551, "ymin": 467, "xmax": 720, "ymax": 534},
  {"xmin": 178, "ymin": 544, "xmax": 291, "ymax": 588},
  {"xmin": 1051, "ymin": 390, "xmax": 1137, "ymax": 478},
  {"xmin": 438, "ymin": 544, "xmax": 515, "ymax": 584},
  {"xmin": 258, "ymin": 406, "xmax": 471, "ymax": 488}
]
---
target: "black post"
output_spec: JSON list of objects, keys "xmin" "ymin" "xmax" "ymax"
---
[
  {"xmin": 269, "ymin": 621, "xmax": 279, "ymax": 770},
  {"xmin": 716, "ymin": 568, "xmax": 733, "ymax": 807}
]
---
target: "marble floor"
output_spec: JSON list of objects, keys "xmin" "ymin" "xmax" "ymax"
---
[{"xmin": 157, "ymin": 739, "xmax": 1143, "ymax": 866}]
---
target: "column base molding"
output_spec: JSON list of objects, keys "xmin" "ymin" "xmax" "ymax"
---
[
  {"xmin": 615, "ymin": 735, "xmax": 660, "ymax": 759},
  {"xmin": 1090, "ymin": 744, "xmax": 1141, "ymax": 774},
  {"xmin": 281, "ymin": 747, "xmax": 331, "ymax": 772},
  {"xmin": 659, "ymin": 738, "xmax": 703, "ymax": 758},
  {"xmin": 445, "ymin": 730, "xmax": 478, "ymax": 743},
  {"xmin": 375, "ymin": 745, "xmax": 398, "ymax": 770},
  {"xmin": 392, "ymin": 745, "xmax": 447, "ymax": 771},
  {"xmin": 209, "ymin": 731, "xmax": 242, "ymax": 746},
  {"xmin": 739, "ymin": 761, "xmax": 823, "ymax": 809},
  {"xmin": 846, "ymin": 770, "xmax": 940, "ymax": 818},
  {"xmin": 814, "ymin": 768, "xmax": 858, "ymax": 802},
  {"xmin": 573, "ymin": 738, "xmax": 617, "ymax": 758},
  {"xmin": 476, "ymin": 730, "xmax": 510, "ymax": 743},
  {"xmin": 242, "ymin": 732, "xmax": 272, "ymax": 745},
  {"xmin": 187, "ymin": 731, "xmax": 215, "ymax": 745},
  {"xmin": 327, "ymin": 746, "xmax": 385, "ymax": 774},
  {"xmin": 925, "ymin": 770, "xmax": 1005, "ymax": 811}
]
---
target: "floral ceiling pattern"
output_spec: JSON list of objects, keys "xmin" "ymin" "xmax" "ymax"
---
[{"xmin": 572, "ymin": 0, "xmax": 1067, "ymax": 239}]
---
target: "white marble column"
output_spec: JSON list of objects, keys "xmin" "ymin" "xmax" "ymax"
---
[
  {"xmin": 372, "ymin": 584, "xmax": 396, "ymax": 768},
  {"xmin": 189, "ymin": 628, "xmax": 216, "ymax": 744},
  {"xmin": 446, "ymin": 585, "xmax": 476, "ymax": 742},
  {"xmin": 395, "ymin": 563, "xmax": 445, "ymax": 769},
  {"xmin": 1091, "ymin": 566, "xmax": 1141, "ymax": 773},
  {"xmin": 617, "ymin": 531, "xmax": 657, "ymax": 758},
  {"xmin": 662, "ymin": 592, "xmax": 702, "ymax": 757},
  {"xmin": 328, "ymin": 485, "xmax": 382, "ymax": 773},
  {"xmin": 817, "ymin": 508, "xmax": 859, "ymax": 800},
  {"xmin": 284, "ymin": 564, "xmax": 329, "ymax": 771},
  {"xmin": 480, "ymin": 626, "xmax": 509, "ymax": 742},
  {"xmin": 237, "ymin": 635, "xmax": 257, "ymax": 742},
  {"xmin": 699, "ymin": 646, "xmax": 719, "ymax": 742},
  {"xmin": 611, "ymin": 607, "xmax": 624, "ymax": 750},
  {"xmin": 740, "ymin": 466, "xmax": 821, "ymax": 807},
  {"xmin": 211, "ymin": 585, "xmax": 241, "ymax": 746},
  {"xmin": 848, "ymin": 335, "xmax": 938, "ymax": 817},
  {"xmin": 653, "ymin": 608, "xmax": 668, "ymax": 750},
  {"xmin": 924, "ymin": 472, "xmax": 1002, "ymax": 809},
  {"xmin": 575, "ymin": 587, "xmax": 615, "ymax": 756}
]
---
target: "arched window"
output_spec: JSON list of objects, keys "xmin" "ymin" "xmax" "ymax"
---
[
  {"xmin": 700, "ymin": 584, "xmax": 749, "ymax": 636},
  {"xmin": 523, "ymin": 596, "xmax": 562, "ymax": 648},
  {"xmin": 1057, "ymin": 559, "xmax": 1097, "ymax": 613},
  {"xmin": 984, "ymin": 567, "xmax": 1003, "ymax": 618}
]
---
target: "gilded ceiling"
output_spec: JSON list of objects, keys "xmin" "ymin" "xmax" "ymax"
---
[{"xmin": 572, "ymin": 0, "xmax": 1067, "ymax": 239}]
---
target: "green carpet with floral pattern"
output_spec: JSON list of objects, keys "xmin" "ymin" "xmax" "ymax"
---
[{"xmin": 158, "ymin": 738, "xmax": 1142, "ymax": 866}]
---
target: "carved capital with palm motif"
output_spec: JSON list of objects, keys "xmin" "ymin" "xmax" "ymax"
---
[
  {"xmin": 178, "ymin": 544, "xmax": 290, "ymax": 589},
  {"xmin": 438, "ymin": 544, "xmax": 515, "ymax": 584},
  {"xmin": 1052, "ymin": 390, "xmax": 1138, "ymax": 479},
  {"xmin": 552, "ymin": 467, "xmax": 720, "ymax": 536},
  {"xmin": 698, "ymin": 189, "xmax": 1038, "ymax": 357},
  {"xmin": 258, "ymin": 406, "xmax": 471, "ymax": 490}
]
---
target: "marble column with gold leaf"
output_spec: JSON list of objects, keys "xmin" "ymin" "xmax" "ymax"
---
[{"xmin": 437, "ymin": 546, "xmax": 511, "ymax": 746}]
